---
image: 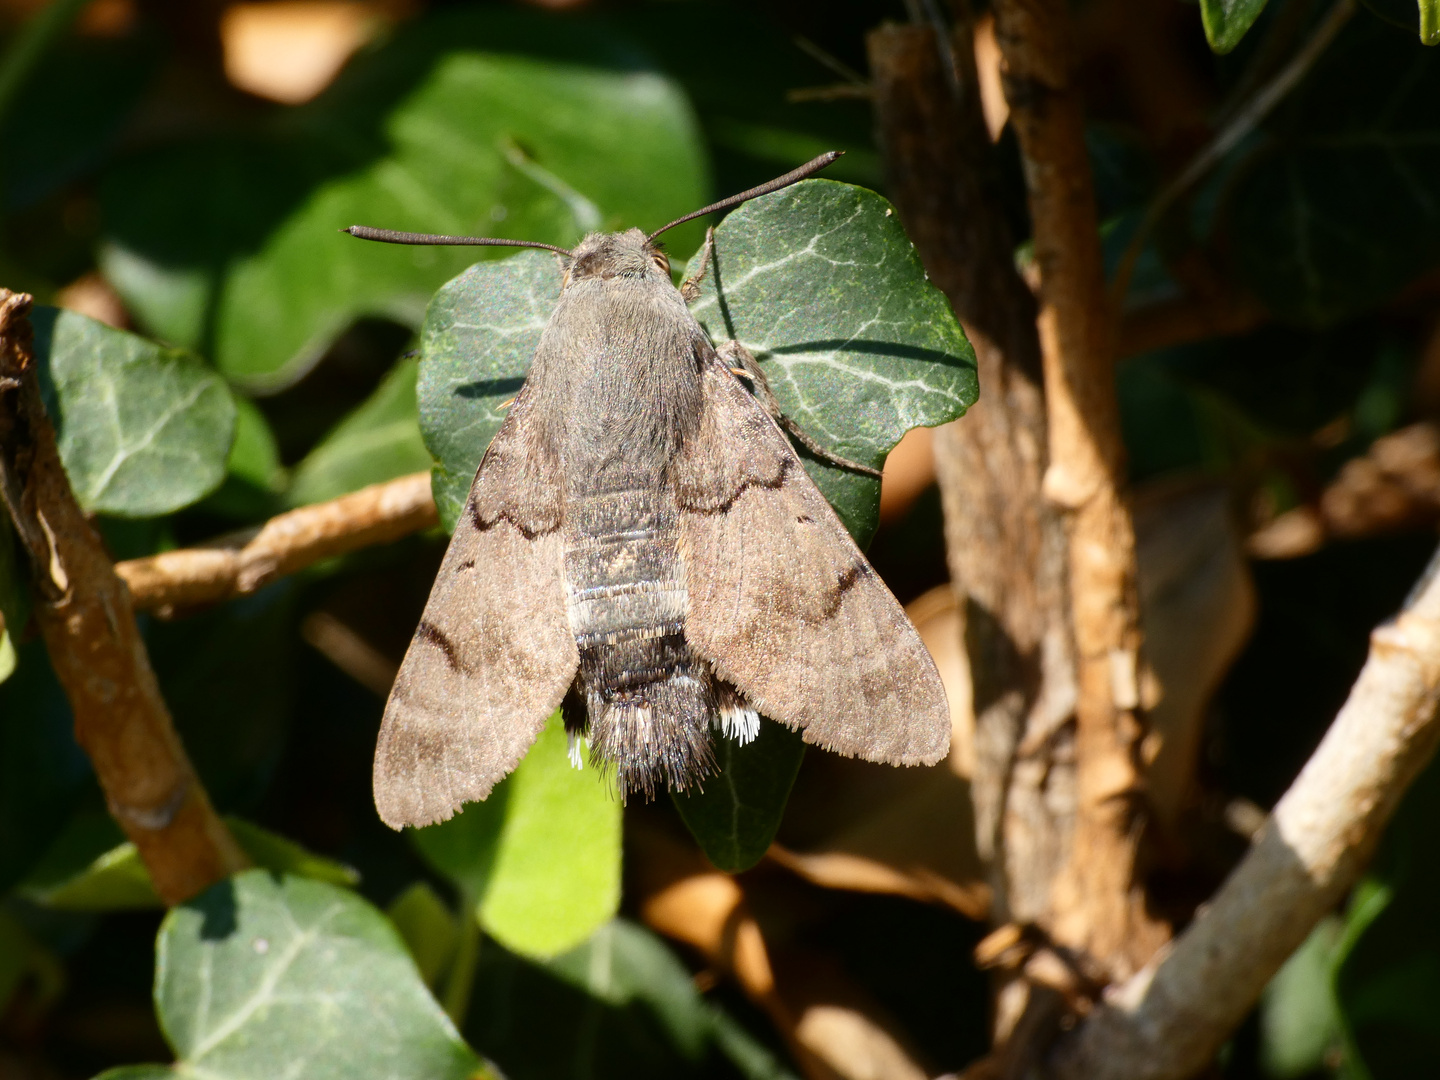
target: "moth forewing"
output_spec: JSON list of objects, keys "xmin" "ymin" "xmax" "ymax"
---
[
  {"xmin": 675, "ymin": 355, "xmax": 951, "ymax": 766},
  {"xmin": 372, "ymin": 387, "xmax": 578, "ymax": 829}
]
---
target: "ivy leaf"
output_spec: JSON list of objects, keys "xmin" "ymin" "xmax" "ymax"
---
[
  {"xmin": 1227, "ymin": 19, "xmax": 1440, "ymax": 323},
  {"xmin": 419, "ymin": 181, "xmax": 977, "ymax": 545},
  {"xmin": 411, "ymin": 713, "xmax": 621, "ymax": 960},
  {"xmin": 99, "ymin": 6, "xmax": 706, "ymax": 390},
  {"xmin": 1200, "ymin": 0, "xmax": 1269, "ymax": 54},
  {"xmin": 686, "ymin": 179, "xmax": 977, "ymax": 546},
  {"xmin": 29, "ymin": 307, "xmax": 236, "ymax": 518},
  {"xmin": 419, "ymin": 249, "xmax": 557, "ymax": 529},
  {"xmin": 200, "ymin": 397, "xmax": 288, "ymax": 520},
  {"xmin": 287, "ymin": 356, "xmax": 431, "ymax": 506},
  {"xmin": 672, "ymin": 720, "xmax": 805, "ymax": 872},
  {"xmin": 94, "ymin": 870, "xmax": 494, "ymax": 1080},
  {"xmin": 1331, "ymin": 754, "xmax": 1440, "ymax": 1075},
  {"xmin": 21, "ymin": 814, "xmax": 359, "ymax": 911}
]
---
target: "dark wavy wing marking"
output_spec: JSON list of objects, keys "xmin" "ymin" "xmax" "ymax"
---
[
  {"xmin": 674, "ymin": 356, "xmax": 950, "ymax": 765},
  {"xmin": 373, "ymin": 386, "xmax": 578, "ymax": 829}
]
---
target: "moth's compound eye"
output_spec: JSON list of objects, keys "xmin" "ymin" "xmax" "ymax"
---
[{"xmin": 651, "ymin": 251, "xmax": 671, "ymax": 275}]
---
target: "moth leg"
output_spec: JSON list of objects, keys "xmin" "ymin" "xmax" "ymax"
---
[
  {"xmin": 680, "ymin": 226, "xmax": 716, "ymax": 303},
  {"xmin": 716, "ymin": 340, "xmax": 884, "ymax": 480}
]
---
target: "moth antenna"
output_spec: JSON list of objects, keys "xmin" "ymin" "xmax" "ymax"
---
[
  {"xmin": 343, "ymin": 226, "xmax": 573, "ymax": 258},
  {"xmin": 646, "ymin": 151, "xmax": 843, "ymax": 242}
]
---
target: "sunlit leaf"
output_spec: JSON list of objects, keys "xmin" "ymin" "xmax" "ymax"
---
[
  {"xmin": 1200, "ymin": 0, "xmax": 1269, "ymax": 53},
  {"xmin": 686, "ymin": 179, "xmax": 977, "ymax": 545},
  {"xmin": 411, "ymin": 713, "xmax": 621, "ymax": 960},
  {"xmin": 29, "ymin": 306, "xmax": 236, "ymax": 517},
  {"xmin": 93, "ymin": 871, "xmax": 494, "ymax": 1080}
]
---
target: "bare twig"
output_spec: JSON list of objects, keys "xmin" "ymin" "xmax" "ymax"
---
[
  {"xmin": 0, "ymin": 290, "xmax": 249, "ymax": 905},
  {"xmin": 116, "ymin": 471, "xmax": 438, "ymax": 613},
  {"xmin": 1050, "ymin": 539, "xmax": 1440, "ymax": 1080},
  {"xmin": 992, "ymin": 0, "xmax": 1168, "ymax": 978}
]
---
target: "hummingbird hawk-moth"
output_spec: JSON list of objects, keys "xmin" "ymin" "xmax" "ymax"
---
[{"xmin": 348, "ymin": 153, "xmax": 951, "ymax": 829}]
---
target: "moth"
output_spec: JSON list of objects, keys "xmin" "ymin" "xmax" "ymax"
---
[{"xmin": 348, "ymin": 153, "xmax": 951, "ymax": 829}]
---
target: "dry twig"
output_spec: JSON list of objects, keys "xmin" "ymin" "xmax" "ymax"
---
[
  {"xmin": 116, "ymin": 471, "xmax": 438, "ymax": 613},
  {"xmin": 0, "ymin": 290, "xmax": 248, "ymax": 904},
  {"xmin": 992, "ymin": 0, "xmax": 1167, "ymax": 976},
  {"xmin": 1050, "ymin": 539, "xmax": 1440, "ymax": 1080}
]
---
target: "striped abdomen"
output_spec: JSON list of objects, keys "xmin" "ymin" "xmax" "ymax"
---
[{"xmin": 562, "ymin": 487, "xmax": 715, "ymax": 798}]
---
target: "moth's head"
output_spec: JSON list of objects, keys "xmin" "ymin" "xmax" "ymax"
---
[
  {"xmin": 342, "ymin": 151, "xmax": 841, "ymax": 292},
  {"xmin": 563, "ymin": 228, "xmax": 670, "ymax": 289}
]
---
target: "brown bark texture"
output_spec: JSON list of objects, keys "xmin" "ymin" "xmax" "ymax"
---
[
  {"xmin": 0, "ymin": 290, "xmax": 249, "ymax": 905},
  {"xmin": 1049, "ymin": 540, "xmax": 1440, "ymax": 1080},
  {"xmin": 116, "ymin": 470, "xmax": 439, "ymax": 614},
  {"xmin": 992, "ymin": 0, "xmax": 1168, "ymax": 979},
  {"xmin": 868, "ymin": 17, "xmax": 1074, "ymax": 945}
]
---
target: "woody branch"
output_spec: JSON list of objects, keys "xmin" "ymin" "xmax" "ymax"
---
[
  {"xmin": 1049, "ymin": 539, "xmax": 1440, "ymax": 1080},
  {"xmin": 0, "ymin": 290, "xmax": 249, "ymax": 904},
  {"xmin": 991, "ymin": 0, "xmax": 1167, "ymax": 976},
  {"xmin": 115, "ymin": 471, "xmax": 437, "ymax": 614},
  {"xmin": 867, "ymin": 12, "xmax": 1078, "ymax": 1048}
]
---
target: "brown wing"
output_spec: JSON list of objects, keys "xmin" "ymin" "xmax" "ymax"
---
[
  {"xmin": 373, "ymin": 388, "xmax": 578, "ymax": 829},
  {"xmin": 674, "ymin": 358, "xmax": 950, "ymax": 765}
]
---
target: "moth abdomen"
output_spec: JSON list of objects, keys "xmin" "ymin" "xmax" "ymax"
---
[{"xmin": 563, "ymin": 487, "xmax": 724, "ymax": 798}]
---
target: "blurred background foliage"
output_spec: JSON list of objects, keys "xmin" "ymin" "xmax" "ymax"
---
[{"xmin": 0, "ymin": 0, "xmax": 1439, "ymax": 1077}]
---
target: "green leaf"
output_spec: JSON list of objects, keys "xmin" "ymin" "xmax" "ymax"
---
[
  {"xmin": 418, "ymin": 181, "xmax": 976, "ymax": 545},
  {"xmin": 1259, "ymin": 916, "xmax": 1344, "ymax": 1077},
  {"xmin": 686, "ymin": 179, "xmax": 977, "ymax": 545},
  {"xmin": 200, "ymin": 396, "xmax": 288, "ymax": 519},
  {"xmin": 388, "ymin": 882, "xmax": 460, "ymax": 989},
  {"xmin": 1332, "ymin": 753, "xmax": 1440, "ymax": 1076},
  {"xmin": 418, "ymin": 249, "xmax": 557, "ymax": 529},
  {"xmin": 1423, "ymin": 0, "xmax": 1440, "ymax": 45},
  {"xmin": 1200, "ymin": 0, "xmax": 1270, "ymax": 53},
  {"xmin": 29, "ymin": 306, "xmax": 236, "ymax": 517},
  {"xmin": 21, "ymin": 813, "xmax": 358, "ymax": 912},
  {"xmin": 94, "ymin": 870, "xmax": 494, "ymax": 1080},
  {"xmin": 672, "ymin": 719, "xmax": 804, "ymax": 872},
  {"xmin": 224, "ymin": 818, "xmax": 361, "ymax": 888},
  {"xmin": 545, "ymin": 920, "xmax": 800, "ymax": 1080},
  {"xmin": 546, "ymin": 920, "xmax": 712, "ymax": 1060},
  {"xmin": 100, "ymin": 7, "xmax": 706, "ymax": 390},
  {"xmin": 288, "ymin": 356, "xmax": 431, "ymax": 507},
  {"xmin": 469, "ymin": 921, "xmax": 800, "ymax": 1080},
  {"xmin": 1227, "ymin": 20, "xmax": 1440, "ymax": 323},
  {"xmin": 412, "ymin": 713, "xmax": 621, "ymax": 959}
]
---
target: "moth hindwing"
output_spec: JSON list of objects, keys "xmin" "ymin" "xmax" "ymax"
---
[{"xmin": 358, "ymin": 155, "xmax": 951, "ymax": 828}]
